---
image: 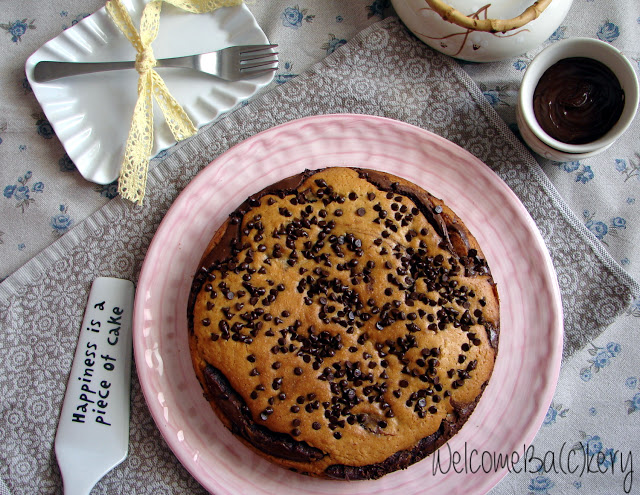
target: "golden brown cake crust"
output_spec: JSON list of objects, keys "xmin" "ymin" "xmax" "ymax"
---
[{"xmin": 188, "ymin": 167, "xmax": 499, "ymax": 480}]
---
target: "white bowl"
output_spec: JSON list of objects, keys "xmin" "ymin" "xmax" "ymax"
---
[
  {"xmin": 391, "ymin": 0, "xmax": 573, "ymax": 62},
  {"xmin": 517, "ymin": 37, "xmax": 639, "ymax": 160},
  {"xmin": 515, "ymin": 104, "xmax": 611, "ymax": 161}
]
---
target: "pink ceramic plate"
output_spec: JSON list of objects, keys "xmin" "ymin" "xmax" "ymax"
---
[{"xmin": 134, "ymin": 114, "xmax": 563, "ymax": 494}]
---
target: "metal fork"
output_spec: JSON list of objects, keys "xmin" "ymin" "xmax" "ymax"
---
[{"xmin": 32, "ymin": 44, "xmax": 278, "ymax": 83}]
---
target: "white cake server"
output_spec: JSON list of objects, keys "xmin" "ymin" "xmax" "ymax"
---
[{"xmin": 54, "ymin": 277, "xmax": 135, "ymax": 495}]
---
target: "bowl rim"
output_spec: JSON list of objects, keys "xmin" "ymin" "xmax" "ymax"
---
[
  {"xmin": 518, "ymin": 37, "xmax": 640, "ymax": 153},
  {"xmin": 515, "ymin": 104, "xmax": 612, "ymax": 162}
]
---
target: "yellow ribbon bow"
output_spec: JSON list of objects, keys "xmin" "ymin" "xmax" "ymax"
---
[{"xmin": 106, "ymin": 0, "xmax": 243, "ymax": 204}]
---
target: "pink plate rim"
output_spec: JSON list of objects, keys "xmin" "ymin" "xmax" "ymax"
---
[{"xmin": 134, "ymin": 114, "xmax": 563, "ymax": 495}]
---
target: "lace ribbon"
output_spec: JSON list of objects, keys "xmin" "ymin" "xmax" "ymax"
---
[{"xmin": 106, "ymin": 0, "xmax": 243, "ymax": 204}]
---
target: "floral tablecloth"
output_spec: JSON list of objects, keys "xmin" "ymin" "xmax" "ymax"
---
[{"xmin": 1, "ymin": 1, "xmax": 639, "ymax": 494}]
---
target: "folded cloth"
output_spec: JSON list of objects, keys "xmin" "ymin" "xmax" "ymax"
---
[{"xmin": 0, "ymin": 17, "xmax": 638, "ymax": 494}]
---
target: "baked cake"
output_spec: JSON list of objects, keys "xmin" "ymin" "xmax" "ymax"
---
[{"xmin": 188, "ymin": 167, "xmax": 499, "ymax": 480}]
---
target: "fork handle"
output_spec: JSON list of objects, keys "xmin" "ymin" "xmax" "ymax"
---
[
  {"xmin": 33, "ymin": 55, "xmax": 199, "ymax": 83},
  {"xmin": 33, "ymin": 60, "xmax": 136, "ymax": 82}
]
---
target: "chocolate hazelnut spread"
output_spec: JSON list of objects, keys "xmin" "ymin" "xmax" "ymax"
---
[{"xmin": 533, "ymin": 57, "xmax": 625, "ymax": 145}]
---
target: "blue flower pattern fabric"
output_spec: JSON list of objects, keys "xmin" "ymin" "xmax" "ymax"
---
[
  {"xmin": 579, "ymin": 341, "xmax": 622, "ymax": 381},
  {"xmin": 280, "ymin": 6, "xmax": 314, "ymax": 30},
  {"xmin": 3, "ymin": 171, "xmax": 44, "ymax": 214},
  {"xmin": 625, "ymin": 375, "xmax": 640, "ymax": 414},
  {"xmin": 582, "ymin": 210, "xmax": 628, "ymax": 245},
  {"xmin": 597, "ymin": 22, "xmax": 620, "ymax": 43},
  {"xmin": 572, "ymin": 433, "xmax": 622, "ymax": 472},
  {"xmin": 50, "ymin": 204, "xmax": 73, "ymax": 235},
  {"xmin": 528, "ymin": 475, "xmax": 554, "ymax": 494},
  {"xmin": 95, "ymin": 181, "xmax": 119, "ymax": 199},
  {"xmin": 615, "ymin": 154, "xmax": 640, "ymax": 182},
  {"xmin": 274, "ymin": 61, "xmax": 298, "ymax": 84},
  {"xmin": 627, "ymin": 392, "xmax": 640, "ymax": 414},
  {"xmin": 58, "ymin": 153, "xmax": 75, "ymax": 172},
  {"xmin": 542, "ymin": 402, "xmax": 569, "ymax": 426},
  {"xmin": 322, "ymin": 34, "xmax": 347, "ymax": 54},
  {"xmin": 367, "ymin": 0, "xmax": 390, "ymax": 19},
  {"xmin": 0, "ymin": 19, "xmax": 36, "ymax": 43},
  {"xmin": 33, "ymin": 115, "xmax": 55, "ymax": 139}
]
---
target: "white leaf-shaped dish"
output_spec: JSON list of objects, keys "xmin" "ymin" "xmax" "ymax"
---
[{"xmin": 25, "ymin": 0, "xmax": 274, "ymax": 185}]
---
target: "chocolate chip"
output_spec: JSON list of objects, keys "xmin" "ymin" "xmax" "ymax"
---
[{"xmin": 312, "ymin": 422, "xmax": 321, "ymax": 430}]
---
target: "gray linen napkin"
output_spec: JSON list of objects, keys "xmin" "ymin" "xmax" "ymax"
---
[{"xmin": 1, "ymin": 17, "xmax": 638, "ymax": 494}]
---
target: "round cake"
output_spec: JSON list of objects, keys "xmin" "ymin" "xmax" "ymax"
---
[{"xmin": 188, "ymin": 167, "xmax": 499, "ymax": 480}]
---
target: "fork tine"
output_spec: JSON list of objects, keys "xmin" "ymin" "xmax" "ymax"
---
[
  {"xmin": 240, "ymin": 51, "xmax": 280, "ymax": 62},
  {"xmin": 240, "ymin": 59, "xmax": 279, "ymax": 72}
]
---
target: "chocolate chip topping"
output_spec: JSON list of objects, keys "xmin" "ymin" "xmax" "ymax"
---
[
  {"xmin": 188, "ymin": 167, "xmax": 499, "ymax": 480},
  {"xmin": 203, "ymin": 365, "xmax": 324, "ymax": 462}
]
